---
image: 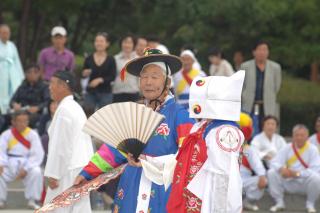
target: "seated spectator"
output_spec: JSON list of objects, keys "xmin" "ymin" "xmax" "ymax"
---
[
  {"xmin": 309, "ymin": 115, "xmax": 320, "ymax": 150},
  {"xmin": 268, "ymin": 124, "xmax": 320, "ymax": 213},
  {"xmin": 251, "ymin": 115, "xmax": 287, "ymax": 168},
  {"xmin": 0, "ymin": 111, "xmax": 44, "ymax": 209},
  {"xmin": 208, "ymin": 47, "xmax": 234, "ymax": 76},
  {"xmin": 9, "ymin": 64, "xmax": 50, "ymax": 128},
  {"xmin": 82, "ymin": 33, "xmax": 116, "ymax": 109},
  {"xmin": 239, "ymin": 113, "xmax": 267, "ymax": 211},
  {"xmin": 173, "ymin": 50, "xmax": 206, "ymax": 108},
  {"xmin": 38, "ymin": 26, "xmax": 75, "ymax": 81}
]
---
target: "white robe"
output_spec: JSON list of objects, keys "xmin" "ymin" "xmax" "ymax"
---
[
  {"xmin": 0, "ymin": 40, "xmax": 24, "ymax": 113},
  {"xmin": 240, "ymin": 145, "xmax": 266, "ymax": 201},
  {"xmin": 251, "ymin": 132, "xmax": 287, "ymax": 165},
  {"xmin": 187, "ymin": 121, "xmax": 244, "ymax": 213},
  {"xmin": 0, "ymin": 128, "xmax": 44, "ymax": 201},
  {"xmin": 44, "ymin": 95, "xmax": 94, "ymax": 212},
  {"xmin": 309, "ymin": 134, "xmax": 320, "ymax": 151}
]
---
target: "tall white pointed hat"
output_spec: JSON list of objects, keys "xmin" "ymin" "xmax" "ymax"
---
[{"xmin": 189, "ymin": 71, "xmax": 245, "ymax": 121}]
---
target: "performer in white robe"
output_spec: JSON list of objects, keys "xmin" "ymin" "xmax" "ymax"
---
[
  {"xmin": 268, "ymin": 124, "xmax": 320, "ymax": 213},
  {"xmin": 168, "ymin": 71, "xmax": 246, "ymax": 213},
  {"xmin": 251, "ymin": 115, "xmax": 286, "ymax": 167},
  {"xmin": 0, "ymin": 24, "xmax": 24, "ymax": 113},
  {"xmin": 0, "ymin": 111, "xmax": 44, "ymax": 209},
  {"xmin": 309, "ymin": 115, "xmax": 320, "ymax": 151},
  {"xmin": 44, "ymin": 71, "xmax": 93, "ymax": 212}
]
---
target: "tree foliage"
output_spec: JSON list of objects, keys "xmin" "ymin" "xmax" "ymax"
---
[{"xmin": 1, "ymin": 0, "xmax": 320, "ymax": 75}]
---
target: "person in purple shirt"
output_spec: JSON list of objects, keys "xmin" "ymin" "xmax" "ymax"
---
[{"xmin": 38, "ymin": 26, "xmax": 75, "ymax": 81}]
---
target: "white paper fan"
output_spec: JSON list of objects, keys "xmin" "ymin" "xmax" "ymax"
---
[{"xmin": 83, "ymin": 102, "xmax": 165, "ymax": 159}]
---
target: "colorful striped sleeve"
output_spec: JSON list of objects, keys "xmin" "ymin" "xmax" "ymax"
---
[
  {"xmin": 80, "ymin": 144, "xmax": 127, "ymax": 180},
  {"xmin": 175, "ymin": 107, "xmax": 195, "ymax": 146}
]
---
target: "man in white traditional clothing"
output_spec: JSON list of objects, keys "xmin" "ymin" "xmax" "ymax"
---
[
  {"xmin": 268, "ymin": 124, "xmax": 320, "ymax": 213},
  {"xmin": 251, "ymin": 115, "xmax": 287, "ymax": 168},
  {"xmin": 0, "ymin": 24, "xmax": 24, "ymax": 114},
  {"xmin": 44, "ymin": 71, "xmax": 94, "ymax": 212},
  {"xmin": 168, "ymin": 71, "xmax": 246, "ymax": 213},
  {"xmin": 0, "ymin": 111, "xmax": 44, "ymax": 209}
]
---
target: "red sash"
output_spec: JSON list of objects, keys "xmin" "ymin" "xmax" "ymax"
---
[
  {"xmin": 11, "ymin": 128, "xmax": 31, "ymax": 149},
  {"xmin": 182, "ymin": 70, "xmax": 193, "ymax": 86},
  {"xmin": 317, "ymin": 133, "xmax": 320, "ymax": 144},
  {"xmin": 242, "ymin": 155, "xmax": 252, "ymax": 171},
  {"xmin": 167, "ymin": 123, "xmax": 208, "ymax": 213},
  {"xmin": 292, "ymin": 143, "xmax": 309, "ymax": 169}
]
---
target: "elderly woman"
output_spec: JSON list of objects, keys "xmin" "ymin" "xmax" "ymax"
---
[
  {"xmin": 75, "ymin": 49, "xmax": 194, "ymax": 213},
  {"xmin": 251, "ymin": 115, "xmax": 287, "ymax": 168}
]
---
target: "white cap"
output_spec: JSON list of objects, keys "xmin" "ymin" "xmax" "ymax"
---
[
  {"xmin": 180, "ymin": 50, "xmax": 196, "ymax": 61},
  {"xmin": 51, "ymin": 26, "xmax": 67, "ymax": 36},
  {"xmin": 189, "ymin": 71, "xmax": 245, "ymax": 121}
]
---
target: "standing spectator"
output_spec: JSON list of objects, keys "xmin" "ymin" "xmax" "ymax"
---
[
  {"xmin": 112, "ymin": 34, "xmax": 139, "ymax": 103},
  {"xmin": 146, "ymin": 35, "xmax": 170, "ymax": 54},
  {"xmin": 208, "ymin": 47, "xmax": 234, "ymax": 76},
  {"xmin": 0, "ymin": 111, "xmax": 44, "ymax": 209},
  {"xmin": 0, "ymin": 24, "xmax": 24, "ymax": 114},
  {"xmin": 82, "ymin": 33, "xmax": 116, "ymax": 109},
  {"xmin": 251, "ymin": 115, "xmax": 287, "ymax": 168},
  {"xmin": 233, "ymin": 50, "xmax": 244, "ymax": 70},
  {"xmin": 241, "ymin": 40, "xmax": 282, "ymax": 135},
  {"xmin": 10, "ymin": 64, "xmax": 50, "ymax": 128},
  {"xmin": 309, "ymin": 115, "xmax": 320, "ymax": 150},
  {"xmin": 38, "ymin": 26, "xmax": 75, "ymax": 81},
  {"xmin": 268, "ymin": 124, "xmax": 320, "ymax": 213},
  {"xmin": 135, "ymin": 36, "xmax": 148, "ymax": 57},
  {"xmin": 173, "ymin": 50, "xmax": 206, "ymax": 108}
]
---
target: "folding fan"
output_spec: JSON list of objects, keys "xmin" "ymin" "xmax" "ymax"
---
[{"xmin": 83, "ymin": 102, "xmax": 165, "ymax": 160}]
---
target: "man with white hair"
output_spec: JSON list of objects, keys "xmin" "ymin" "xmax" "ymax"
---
[
  {"xmin": 268, "ymin": 124, "xmax": 320, "ymax": 213},
  {"xmin": 0, "ymin": 24, "xmax": 24, "ymax": 114},
  {"xmin": 172, "ymin": 50, "xmax": 206, "ymax": 108}
]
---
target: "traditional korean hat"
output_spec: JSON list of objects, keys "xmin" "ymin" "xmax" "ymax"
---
[
  {"xmin": 121, "ymin": 48, "xmax": 182, "ymax": 80},
  {"xmin": 189, "ymin": 71, "xmax": 245, "ymax": 121}
]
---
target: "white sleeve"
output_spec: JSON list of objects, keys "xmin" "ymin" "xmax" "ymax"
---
[
  {"xmin": 251, "ymin": 136, "xmax": 266, "ymax": 159},
  {"xmin": 300, "ymin": 146, "xmax": 320, "ymax": 177},
  {"xmin": 270, "ymin": 145, "xmax": 288, "ymax": 171},
  {"xmin": 247, "ymin": 147, "xmax": 266, "ymax": 176},
  {"xmin": 24, "ymin": 131, "xmax": 44, "ymax": 170},
  {"xmin": 0, "ymin": 132, "xmax": 9, "ymax": 166},
  {"xmin": 44, "ymin": 114, "xmax": 73, "ymax": 179}
]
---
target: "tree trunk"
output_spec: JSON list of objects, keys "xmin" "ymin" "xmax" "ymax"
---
[
  {"xmin": 30, "ymin": 11, "xmax": 46, "ymax": 63},
  {"xmin": 18, "ymin": 0, "xmax": 32, "ymax": 66},
  {"xmin": 310, "ymin": 61, "xmax": 319, "ymax": 83}
]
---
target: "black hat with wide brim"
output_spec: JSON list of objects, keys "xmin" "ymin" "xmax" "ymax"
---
[{"xmin": 125, "ymin": 49, "xmax": 182, "ymax": 77}]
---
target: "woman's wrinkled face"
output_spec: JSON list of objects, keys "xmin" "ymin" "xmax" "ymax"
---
[
  {"xmin": 181, "ymin": 55, "xmax": 194, "ymax": 71},
  {"xmin": 139, "ymin": 64, "xmax": 167, "ymax": 100},
  {"xmin": 94, "ymin": 35, "xmax": 109, "ymax": 52}
]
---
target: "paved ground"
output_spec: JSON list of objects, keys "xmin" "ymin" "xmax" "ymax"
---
[{"xmin": 3, "ymin": 181, "xmax": 319, "ymax": 213}]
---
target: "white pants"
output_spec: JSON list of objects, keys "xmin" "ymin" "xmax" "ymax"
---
[
  {"xmin": 242, "ymin": 176, "xmax": 265, "ymax": 201},
  {"xmin": 0, "ymin": 157, "xmax": 43, "ymax": 202},
  {"xmin": 44, "ymin": 168, "xmax": 91, "ymax": 213},
  {"xmin": 268, "ymin": 169, "xmax": 320, "ymax": 208}
]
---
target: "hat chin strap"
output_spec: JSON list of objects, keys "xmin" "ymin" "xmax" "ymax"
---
[{"xmin": 145, "ymin": 63, "xmax": 170, "ymax": 111}]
